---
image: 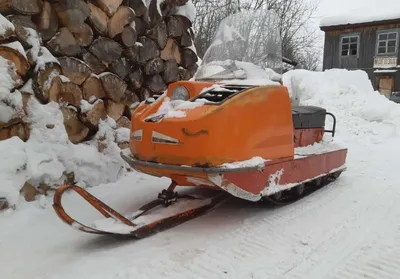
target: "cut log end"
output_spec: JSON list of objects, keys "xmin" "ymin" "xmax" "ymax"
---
[
  {"xmin": 59, "ymin": 57, "xmax": 92, "ymax": 85},
  {"xmin": 82, "ymin": 76, "xmax": 106, "ymax": 101},
  {"xmin": 108, "ymin": 6, "xmax": 135, "ymax": 38},
  {"xmin": 61, "ymin": 106, "xmax": 89, "ymax": 144},
  {"xmin": 0, "ymin": 44, "xmax": 30, "ymax": 76},
  {"xmin": 89, "ymin": 37, "xmax": 122, "ymax": 65},
  {"xmin": 100, "ymin": 72, "xmax": 127, "ymax": 102},
  {"xmin": 48, "ymin": 76, "xmax": 83, "ymax": 106}
]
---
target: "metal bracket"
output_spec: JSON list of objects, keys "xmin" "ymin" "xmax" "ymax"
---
[{"xmin": 324, "ymin": 112, "xmax": 337, "ymax": 137}]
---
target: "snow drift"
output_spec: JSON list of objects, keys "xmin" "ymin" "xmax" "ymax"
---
[{"xmin": 283, "ymin": 69, "xmax": 400, "ymax": 143}]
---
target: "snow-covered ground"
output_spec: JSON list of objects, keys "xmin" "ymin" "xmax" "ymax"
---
[{"xmin": 3, "ymin": 68, "xmax": 400, "ymax": 279}]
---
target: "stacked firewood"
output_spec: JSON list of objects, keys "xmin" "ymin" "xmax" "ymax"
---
[{"xmin": 0, "ymin": 0, "xmax": 198, "ymax": 144}]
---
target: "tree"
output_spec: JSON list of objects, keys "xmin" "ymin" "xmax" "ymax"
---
[{"xmin": 191, "ymin": 0, "xmax": 322, "ymax": 71}]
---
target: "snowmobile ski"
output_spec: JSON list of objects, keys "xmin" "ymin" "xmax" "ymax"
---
[{"xmin": 52, "ymin": 183, "xmax": 230, "ymax": 238}]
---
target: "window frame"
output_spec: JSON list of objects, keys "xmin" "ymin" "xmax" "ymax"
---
[
  {"xmin": 339, "ymin": 33, "xmax": 360, "ymax": 58},
  {"xmin": 376, "ymin": 28, "xmax": 400, "ymax": 56}
]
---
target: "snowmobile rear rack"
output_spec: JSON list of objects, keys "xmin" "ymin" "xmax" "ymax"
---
[{"xmin": 52, "ymin": 182, "xmax": 230, "ymax": 238}]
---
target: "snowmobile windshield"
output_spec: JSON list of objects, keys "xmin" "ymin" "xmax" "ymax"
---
[{"xmin": 194, "ymin": 9, "xmax": 283, "ymax": 83}]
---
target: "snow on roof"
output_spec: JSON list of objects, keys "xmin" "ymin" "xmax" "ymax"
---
[{"xmin": 320, "ymin": 11, "xmax": 400, "ymax": 28}]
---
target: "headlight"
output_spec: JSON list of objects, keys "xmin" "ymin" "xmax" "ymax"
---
[{"xmin": 171, "ymin": 86, "xmax": 189, "ymax": 101}]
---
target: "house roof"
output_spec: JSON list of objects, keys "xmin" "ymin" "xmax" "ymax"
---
[{"xmin": 320, "ymin": 11, "xmax": 400, "ymax": 31}]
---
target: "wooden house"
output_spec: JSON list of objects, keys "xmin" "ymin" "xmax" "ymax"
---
[{"xmin": 320, "ymin": 15, "xmax": 400, "ymax": 98}]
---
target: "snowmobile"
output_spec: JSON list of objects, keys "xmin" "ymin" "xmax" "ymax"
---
[{"xmin": 52, "ymin": 10, "xmax": 347, "ymax": 238}]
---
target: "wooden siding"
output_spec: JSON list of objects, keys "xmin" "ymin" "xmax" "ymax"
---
[{"xmin": 322, "ymin": 22, "xmax": 400, "ymax": 92}]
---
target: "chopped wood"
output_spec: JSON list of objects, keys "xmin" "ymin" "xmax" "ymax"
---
[
  {"xmin": 116, "ymin": 116, "xmax": 130, "ymax": 129},
  {"xmin": 181, "ymin": 47, "xmax": 197, "ymax": 68},
  {"xmin": 20, "ymin": 182, "xmax": 38, "ymax": 202},
  {"xmin": 47, "ymin": 27, "xmax": 81, "ymax": 56},
  {"xmin": 144, "ymin": 57, "xmax": 164, "ymax": 75},
  {"xmin": 89, "ymin": 37, "xmax": 122, "ymax": 65},
  {"xmin": 139, "ymin": 87, "xmax": 151, "ymax": 101},
  {"xmin": 95, "ymin": 0, "xmax": 123, "ymax": 17},
  {"xmin": 109, "ymin": 57, "xmax": 134, "ymax": 80},
  {"xmin": 145, "ymin": 74, "xmax": 166, "ymax": 93},
  {"xmin": 126, "ymin": 0, "xmax": 146, "ymax": 17},
  {"xmin": 0, "ymin": 197, "xmax": 8, "ymax": 211},
  {"xmin": 0, "ymin": 0, "xmax": 42, "ymax": 15},
  {"xmin": 160, "ymin": 1, "xmax": 172, "ymax": 17},
  {"xmin": 163, "ymin": 59, "xmax": 179, "ymax": 84},
  {"xmin": 160, "ymin": 38, "xmax": 181, "ymax": 64},
  {"xmin": 0, "ymin": 122, "xmax": 30, "ymax": 141},
  {"xmin": 146, "ymin": 0, "xmax": 163, "ymax": 27},
  {"xmin": 106, "ymin": 99, "xmax": 125, "ymax": 120},
  {"xmin": 52, "ymin": 0, "xmax": 90, "ymax": 30},
  {"xmin": 69, "ymin": 24, "xmax": 94, "ymax": 47},
  {"xmin": 31, "ymin": 1, "xmax": 58, "ymax": 42},
  {"xmin": 122, "ymin": 88, "xmax": 140, "ymax": 107},
  {"xmin": 180, "ymin": 29, "xmax": 192, "ymax": 47},
  {"xmin": 82, "ymin": 75, "xmax": 106, "ymax": 101},
  {"xmin": 0, "ymin": 14, "xmax": 14, "ymax": 41},
  {"xmin": 32, "ymin": 62, "xmax": 62, "ymax": 102},
  {"xmin": 108, "ymin": 5, "xmax": 135, "ymax": 38},
  {"xmin": 81, "ymin": 50, "xmax": 106, "ymax": 75},
  {"xmin": 87, "ymin": 2, "xmax": 109, "ymax": 35},
  {"xmin": 138, "ymin": 36, "xmax": 159, "ymax": 65},
  {"xmin": 0, "ymin": 42, "xmax": 29, "ymax": 76},
  {"xmin": 119, "ymin": 25, "xmax": 137, "ymax": 47},
  {"xmin": 7, "ymin": 15, "xmax": 38, "ymax": 48},
  {"xmin": 99, "ymin": 72, "xmax": 127, "ymax": 102},
  {"xmin": 58, "ymin": 56, "xmax": 92, "ymax": 85},
  {"xmin": 128, "ymin": 67, "xmax": 143, "ymax": 90},
  {"xmin": 166, "ymin": 16, "xmax": 183, "ymax": 38},
  {"xmin": 79, "ymin": 100, "xmax": 107, "ymax": 129},
  {"xmin": 61, "ymin": 106, "xmax": 89, "ymax": 144},
  {"xmin": 123, "ymin": 44, "xmax": 140, "ymax": 64},
  {"xmin": 48, "ymin": 75, "xmax": 83, "ymax": 106},
  {"xmin": 179, "ymin": 64, "xmax": 197, "ymax": 80},
  {"xmin": 145, "ymin": 19, "xmax": 167, "ymax": 49}
]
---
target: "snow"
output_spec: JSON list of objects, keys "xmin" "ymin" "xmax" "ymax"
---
[
  {"xmin": 20, "ymin": 79, "xmax": 33, "ymax": 94},
  {"xmin": 0, "ymin": 98, "xmax": 129, "ymax": 207},
  {"xmin": 146, "ymin": 96, "xmax": 204, "ymax": 120},
  {"xmin": 0, "ymin": 13, "xmax": 14, "ymax": 36},
  {"xmin": 219, "ymin": 156, "xmax": 267, "ymax": 169},
  {"xmin": 1, "ymin": 41, "xmax": 27, "ymax": 59},
  {"xmin": 0, "ymin": 57, "xmax": 23, "ymax": 123},
  {"xmin": 320, "ymin": 9, "xmax": 400, "ymax": 27},
  {"xmin": 171, "ymin": 0, "xmax": 196, "ymax": 22},
  {"xmin": 30, "ymin": 47, "xmax": 59, "ymax": 71},
  {"xmin": 374, "ymin": 69, "xmax": 398, "ymax": 73},
  {"xmin": 5, "ymin": 68, "xmax": 400, "ymax": 278}
]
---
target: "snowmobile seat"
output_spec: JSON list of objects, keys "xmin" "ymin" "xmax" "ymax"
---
[{"xmin": 291, "ymin": 105, "xmax": 326, "ymax": 129}]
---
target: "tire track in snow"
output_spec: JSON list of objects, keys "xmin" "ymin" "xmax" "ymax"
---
[{"xmin": 266, "ymin": 169, "xmax": 400, "ymax": 279}]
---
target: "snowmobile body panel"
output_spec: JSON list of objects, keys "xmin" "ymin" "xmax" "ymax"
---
[
  {"xmin": 121, "ymin": 145, "xmax": 347, "ymax": 202},
  {"xmin": 130, "ymin": 81, "xmax": 295, "ymax": 167}
]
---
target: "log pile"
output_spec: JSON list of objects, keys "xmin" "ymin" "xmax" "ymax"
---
[{"xmin": 0, "ymin": 0, "xmax": 198, "ymax": 145}]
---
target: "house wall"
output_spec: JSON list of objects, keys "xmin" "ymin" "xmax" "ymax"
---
[{"xmin": 322, "ymin": 22, "xmax": 400, "ymax": 91}]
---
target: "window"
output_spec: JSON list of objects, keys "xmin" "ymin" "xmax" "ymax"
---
[
  {"xmin": 377, "ymin": 31, "xmax": 398, "ymax": 54},
  {"xmin": 341, "ymin": 35, "xmax": 359, "ymax": 56}
]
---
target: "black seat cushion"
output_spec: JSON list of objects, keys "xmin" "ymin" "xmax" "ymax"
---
[{"xmin": 292, "ymin": 105, "xmax": 326, "ymax": 129}]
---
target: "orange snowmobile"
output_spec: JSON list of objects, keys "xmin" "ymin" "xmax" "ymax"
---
[{"xmin": 52, "ymin": 10, "xmax": 347, "ymax": 238}]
